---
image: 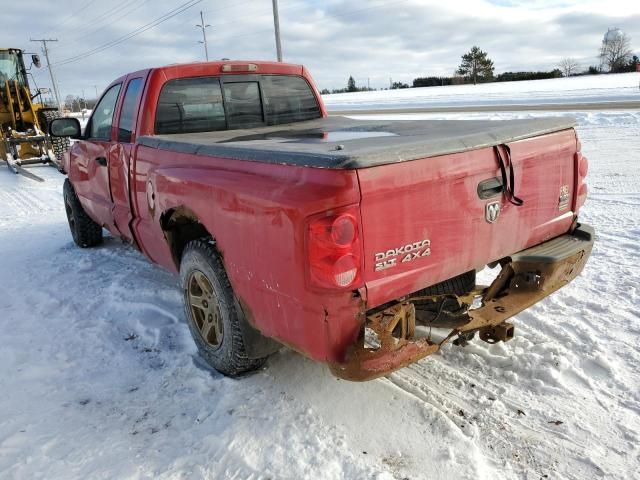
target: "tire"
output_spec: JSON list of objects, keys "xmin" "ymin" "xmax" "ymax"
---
[
  {"xmin": 180, "ymin": 239, "xmax": 268, "ymax": 377},
  {"xmin": 40, "ymin": 110, "xmax": 71, "ymax": 161},
  {"xmin": 63, "ymin": 179, "xmax": 103, "ymax": 247}
]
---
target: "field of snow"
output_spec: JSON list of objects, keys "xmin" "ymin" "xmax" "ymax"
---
[
  {"xmin": 323, "ymin": 72, "xmax": 640, "ymax": 111},
  {"xmin": 1, "ymin": 106, "xmax": 639, "ymax": 478}
]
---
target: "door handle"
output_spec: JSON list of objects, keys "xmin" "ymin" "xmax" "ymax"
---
[
  {"xmin": 477, "ymin": 177, "xmax": 504, "ymax": 199},
  {"xmin": 95, "ymin": 157, "xmax": 107, "ymax": 166}
]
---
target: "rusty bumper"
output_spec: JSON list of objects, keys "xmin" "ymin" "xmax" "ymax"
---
[{"xmin": 330, "ymin": 224, "xmax": 595, "ymax": 381}]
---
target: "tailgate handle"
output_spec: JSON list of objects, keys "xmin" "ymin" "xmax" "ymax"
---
[{"xmin": 477, "ymin": 177, "xmax": 504, "ymax": 199}]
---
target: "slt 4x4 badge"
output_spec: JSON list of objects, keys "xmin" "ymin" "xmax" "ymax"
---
[{"xmin": 374, "ymin": 239, "xmax": 431, "ymax": 272}]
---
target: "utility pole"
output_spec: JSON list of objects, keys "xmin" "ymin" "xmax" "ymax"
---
[
  {"xmin": 30, "ymin": 38, "xmax": 62, "ymax": 113},
  {"xmin": 196, "ymin": 11, "xmax": 210, "ymax": 61},
  {"xmin": 271, "ymin": 0, "xmax": 283, "ymax": 62},
  {"xmin": 94, "ymin": 85, "xmax": 98, "ymax": 99}
]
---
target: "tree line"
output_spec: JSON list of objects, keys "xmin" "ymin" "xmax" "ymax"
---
[{"xmin": 327, "ymin": 32, "xmax": 637, "ymax": 93}]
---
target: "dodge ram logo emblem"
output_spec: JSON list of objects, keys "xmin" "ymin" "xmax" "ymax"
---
[{"xmin": 485, "ymin": 201, "xmax": 501, "ymax": 223}]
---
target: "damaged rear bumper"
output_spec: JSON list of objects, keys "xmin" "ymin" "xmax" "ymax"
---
[{"xmin": 330, "ymin": 224, "xmax": 595, "ymax": 381}]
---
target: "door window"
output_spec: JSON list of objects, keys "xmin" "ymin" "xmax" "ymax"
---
[
  {"xmin": 118, "ymin": 78, "xmax": 143, "ymax": 142},
  {"xmin": 261, "ymin": 75, "xmax": 320, "ymax": 125},
  {"xmin": 155, "ymin": 77, "xmax": 226, "ymax": 134},
  {"xmin": 89, "ymin": 84, "xmax": 121, "ymax": 140}
]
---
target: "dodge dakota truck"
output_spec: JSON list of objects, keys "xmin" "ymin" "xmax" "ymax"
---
[{"xmin": 50, "ymin": 61, "xmax": 594, "ymax": 381}]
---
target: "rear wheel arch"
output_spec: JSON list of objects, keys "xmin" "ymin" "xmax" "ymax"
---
[{"xmin": 160, "ymin": 206, "xmax": 212, "ymax": 267}]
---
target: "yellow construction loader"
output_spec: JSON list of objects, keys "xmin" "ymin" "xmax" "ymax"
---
[{"xmin": 0, "ymin": 47, "xmax": 69, "ymax": 181}]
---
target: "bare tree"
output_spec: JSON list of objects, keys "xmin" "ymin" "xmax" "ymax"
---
[
  {"xmin": 600, "ymin": 32, "xmax": 633, "ymax": 72},
  {"xmin": 558, "ymin": 57, "xmax": 580, "ymax": 77},
  {"xmin": 64, "ymin": 94, "xmax": 75, "ymax": 112}
]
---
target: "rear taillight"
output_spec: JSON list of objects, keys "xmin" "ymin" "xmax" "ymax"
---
[
  {"xmin": 575, "ymin": 148, "xmax": 589, "ymax": 210},
  {"xmin": 307, "ymin": 208, "xmax": 362, "ymax": 289}
]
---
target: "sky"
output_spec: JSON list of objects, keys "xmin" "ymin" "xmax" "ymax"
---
[{"xmin": 2, "ymin": 0, "xmax": 639, "ymax": 101}]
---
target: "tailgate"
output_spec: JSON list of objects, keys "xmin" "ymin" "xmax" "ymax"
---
[{"xmin": 357, "ymin": 128, "xmax": 578, "ymax": 308}]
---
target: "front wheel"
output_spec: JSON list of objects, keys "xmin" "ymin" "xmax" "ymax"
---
[
  {"xmin": 63, "ymin": 179, "xmax": 103, "ymax": 247},
  {"xmin": 40, "ymin": 110, "xmax": 71, "ymax": 161},
  {"xmin": 180, "ymin": 239, "xmax": 269, "ymax": 377}
]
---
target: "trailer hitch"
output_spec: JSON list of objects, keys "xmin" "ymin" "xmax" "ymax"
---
[{"xmin": 479, "ymin": 322, "xmax": 514, "ymax": 344}]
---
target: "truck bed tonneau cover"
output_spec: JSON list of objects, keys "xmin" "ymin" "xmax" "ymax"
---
[{"xmin": 137, "ymin": 116, "xmax": 576, "ymax": 169}]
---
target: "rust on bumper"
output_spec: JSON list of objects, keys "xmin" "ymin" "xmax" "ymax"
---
[{"xmin": 330, "ymin": 224, "xmax": 594, "ymax": 381}]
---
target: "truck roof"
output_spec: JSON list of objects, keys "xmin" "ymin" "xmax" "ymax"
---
[
  {"xmin": 151, "ymin": 60, "xmax": 305, "ymax": 77},
  {"xmin": 138, "ymin": 116, "xmax": 577, "ymax": 169}
]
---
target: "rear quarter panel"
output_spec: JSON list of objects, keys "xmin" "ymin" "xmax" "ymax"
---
[{"xmin": 132, "ymin": 146, "xmax": 362, "ymax": 362}]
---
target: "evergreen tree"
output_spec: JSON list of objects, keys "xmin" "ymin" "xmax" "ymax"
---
[
  {"xmin": 347, "ymin": 76, "xmax": 357, "ymax": 92},
  {"xmin": 456, "ymin": 46, "xmax": 495, "ymax": 85}
]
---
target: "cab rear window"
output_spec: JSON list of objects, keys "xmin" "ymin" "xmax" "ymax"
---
[
  {"xmin": 155, "ymin": 74, "xmax": 320, "ymax": 135},
  {"xmin": 223, "ymin": 81, "xmax": 263, "ymax": 128}
]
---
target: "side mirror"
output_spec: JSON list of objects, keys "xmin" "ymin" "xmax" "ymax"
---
[
  {"xmin": 49, "ymin": 117, "xmax": 82, "ymax": 139},
  {"xmin": 32, "ymin": 55, "xmax": 42, "ymax": 68}
]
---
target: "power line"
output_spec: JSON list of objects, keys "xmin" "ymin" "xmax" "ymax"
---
[
  {"xmin": 66, "ymin": 0, "xmax": 268, "ymax": 46},
  {"xmin": 185, "ymin": 0, "xmax": 308, "ymax": 38},
  {"xmin": 50, "ymin": 0, "xmax": 408, "ymax": 70},
  {"xmin": 47, "ymin": 0, "xmax": 101, "ymax": 37},
  {"xmin": 53, "ymin": 0, "xmax": 200, "ymax": 65},
  {"xmin": 200, "ymin": 0, "xmax": 259, "ymax": 15},
  {"xmin": 206, "ymin": 0, "xmax": 411, "ymax": 45},
  {"xmin": 59, "ymin": 0, "xmax": 147, "ymax": 45},
  {"xmin": 52, "ymin": 0, "xmax": 203, "ymax": 67}
]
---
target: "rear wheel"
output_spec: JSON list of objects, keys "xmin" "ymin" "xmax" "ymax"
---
[
  {"xmin": 63, "ymin": 179, "xmax": 103, "ymax": 247},
  {"xmin": 180, "ymin": 239, "xmax": 268, "ymax": 376}
]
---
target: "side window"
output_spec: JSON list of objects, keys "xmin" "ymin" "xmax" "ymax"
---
[
  {"xmin": 89, "ymin": 84, "xmax": 121, "ymax": 140},
  {"xmin": 117, "ymin": 78, "xmax": 143, "ymax": 142},
  {"xmin": 155, "ymin": 77, "xmax": 226, "ymax": 135},
  {"xmin": 261, "ymin": 76, "xmax": 321, "ymax": 125},
  {"xmin": 223, "ymin": 82, "xmax": 263, "ymax": 128}
]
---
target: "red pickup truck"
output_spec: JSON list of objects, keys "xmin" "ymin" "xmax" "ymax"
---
[{"xmin": 50, "ymin": 61, "xmax": 593, "ymax": 381}]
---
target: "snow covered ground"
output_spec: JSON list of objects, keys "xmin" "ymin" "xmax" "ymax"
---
[
  {"xmin": 323, "ymin": 72, "xmax": 640, "ymax": 111},
  {"xmin": 1, "ymin": 106, "xmax": 639, "ymax": 478}
]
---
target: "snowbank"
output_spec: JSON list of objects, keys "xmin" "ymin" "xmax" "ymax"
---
[
  {"xmin": 0, "ymin": 110, "xmax": 638, "ymax": 479},
  {"xmin": 324, "ymin": 72, "xmax": 640, "ymax": 110}
]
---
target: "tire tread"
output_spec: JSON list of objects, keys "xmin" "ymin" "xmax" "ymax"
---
[{"xmin": 41, "ymin": 110, "xmax": 71, "ymax": 161}]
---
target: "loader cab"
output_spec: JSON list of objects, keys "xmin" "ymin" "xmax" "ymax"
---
[{"xmin": 0, "ymin": 49, "xmax": 29, "ymax": 88}]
